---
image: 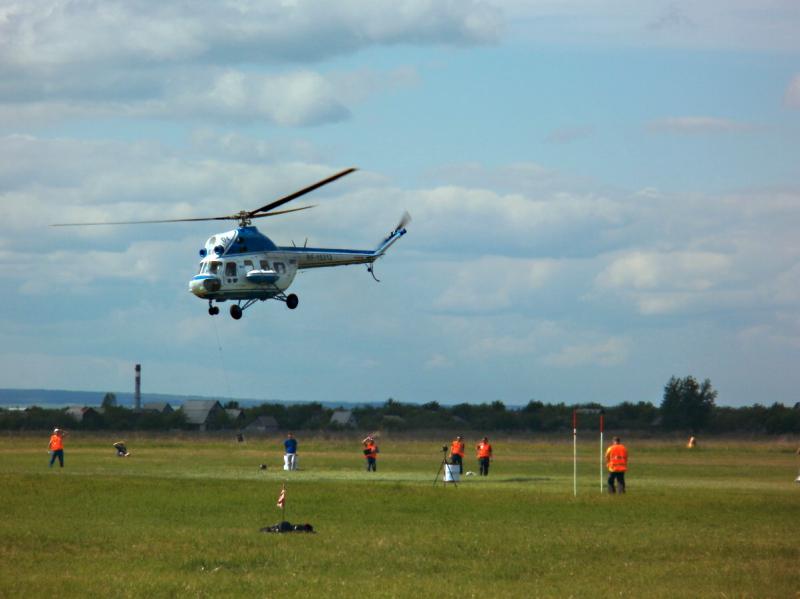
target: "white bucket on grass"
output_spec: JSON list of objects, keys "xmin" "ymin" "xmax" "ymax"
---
[{"xmin": 444, "ymin": 463, "xmax": 460, "ymax": 482}]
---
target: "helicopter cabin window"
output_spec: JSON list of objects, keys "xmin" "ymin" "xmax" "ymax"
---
[
  {"xmin": 225, "ymin": 262, "xmax": 237, "ymax": 277},
  {"xmin": 274, "ymin": 262, "xmax": 286, "ymax": 274},
  {"xmin": 243, "ymin": 260, "xmax": 254, "ymax": 272},
  {"xmin": 209, "ymin": 261, "xmax": 221, "ymax": 275},
  {"xmin": 259, "ymin": 260, "xmax": 270, "ymax": 270}
]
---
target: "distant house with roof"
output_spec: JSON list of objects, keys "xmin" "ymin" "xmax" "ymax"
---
[
  {"xmin": 330, "ymin": 409, "xmax": 357, "ymax": 428},
  {"xmin": 225, "ymin": 408, "xmax": 245, "ymax": 426},
  {"xmin": 142, "ymin": 402, "xmax": 174, "ymax": 414},
  {"xmin": 180, "ymin": 400, "xmax": 224, "ymax": 431},
  {"xmin": 65, "ymin": 406, "xmax": 102, "ymax": 427},
  {"xmin": 245, "ymin": 415, "xmax": 279, "ymax": 434},
  {"xmin": 65, "ymin": 406, "xmax": 98, "ymax": 421}
]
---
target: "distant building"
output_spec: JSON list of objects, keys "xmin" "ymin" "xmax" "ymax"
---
[
  {"xmin": 225, "ymin": 408, "xmax": 245, "ymax": 425},
  {"xmin": 142, "ymin": 402, "xmax": 174, "ymax": 414},
  {"xmin": 64, "ymin": 406, "xmax": 102, "ymax": 426},
  {"xmin": 245, "ymin": 415, "xmax": 279, "ymax": 434},
  {"xmin": 330, "ymin": 409, "xmax": 357, "ymax": 428},
  {"xmin": 180, "ymin": 400, "xmax": 224, "ymax": 431}
]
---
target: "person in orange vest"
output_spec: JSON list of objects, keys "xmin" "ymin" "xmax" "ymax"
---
[
  {"xmin": 362, "ymin": 435, "xmax": 379, "ymax": 472},
  {"xmin": 48, "ymin": 428, "xmax": 67, "ymax": 468},
  {"xmin": 605, "ymin": 436, "xmax": 628, "ymax": 493},
  {"xmin": 476, "ymin": 436, "xmax": 493, "ymax": 476},
  {"xmin": 449, "ymin": 435, "xmax": 465, "ymax": 474}
]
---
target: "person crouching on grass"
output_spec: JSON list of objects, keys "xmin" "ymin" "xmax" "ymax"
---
[
  {"xmin": 605, "ymin": 436, "xmax": 628, "ymax": 494},
  {"xmin": 362, "ymin": 435, "xmax": 379, "ymax": 472},
  {"xmin": 113, "ymin": 441, "xmax": 130, "ymax": 457},
  {"xmin": 48, "ymin": 428, "xmax": 67, "ymax": 468}
]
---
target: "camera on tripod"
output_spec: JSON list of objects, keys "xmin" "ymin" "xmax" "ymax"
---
[{"xmin": 441, "ymin": 445, "xmax": 448, "ymax": 453}]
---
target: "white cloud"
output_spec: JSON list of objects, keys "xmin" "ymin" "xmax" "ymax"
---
[
  {"xmin": 425, "ymin": 353, "xmax": 453, "ymax": 369},
  {"xmin": 785, "ymin": 74, "xmax": 800, "ymax": 108},
  {"xmin": 648, "ymin": 116, "xmax": 751, "ymax": 134},
  {"xmin": 165, "ymin": 70, "xmax": 350, "ymax": 126},
  {"xmin": 594, "ymin": 250, "xmax": 736, "ymax": 315},
  {"xmin": 545, "ymin": 125, "xmax": 594, "ymax": 144},
  {"xmin": 0, "ymin": 1, "xmax": 501, "ymax": 70},
  {"xmin": 7, "ymin": 239, "xmax": 190, "ymax": 295},
  {"xmin": 543, "ymin": 337, "xmax": 629, "ymax": 367},
  {"xmin": 0, "ymin": 1, "xmax": 495, "ymax": 127},
  {"xmin": 597, "ymin": 251, "xmax": 732, "ymax": 292},
  {"xmin": 487, "ymin": 0, "xmax": 800, "ymax": 52},
  {"xmin": 434, "ymin": 256, "xmax": 557, "ymax": 311}
]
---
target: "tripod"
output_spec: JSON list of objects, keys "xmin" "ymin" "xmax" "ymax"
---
[{"xmin": 433, "ymin": 446, "xmax": 458, "ymax": 487}]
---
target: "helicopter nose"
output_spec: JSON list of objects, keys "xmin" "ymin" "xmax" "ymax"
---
[{"xmin": 189, "ymin": 276, "xmax": 221, "ymax": 297}]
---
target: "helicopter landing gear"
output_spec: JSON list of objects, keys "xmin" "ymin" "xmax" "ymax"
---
[
  {"xmin": 230, "ymin": 305, "xmax": 243, "ymax": 320},
  {"xmin": 208, "ymin": 302, "xmax": 220, "ymax": 316},
  {"xmin": 286, "ymin": 293, "xmax": 299, "ymax": 310}
]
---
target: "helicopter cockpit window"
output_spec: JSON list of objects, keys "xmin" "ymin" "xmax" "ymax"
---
[
  {"xmin": 243, "ymin": 260, "xmax": 254, "ymax": 272},
  {"xmin": 225, "ymin": 262, "xmax": 237, "ymax": 277},
  {"xmin": 209, "ymin": 261, "xmax": 221, "ymax": 275},
  {"xmin": 274, "ymin": 262, "xmax": 286, "ymax": 274},
  {"xmin": 260, "ymin": 260, "xmax": 269, "ymax": 270}
]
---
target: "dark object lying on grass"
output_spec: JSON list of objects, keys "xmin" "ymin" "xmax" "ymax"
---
[{"xmin": 260, "ymin": 521, "xmax": 314, "ymax": 533}]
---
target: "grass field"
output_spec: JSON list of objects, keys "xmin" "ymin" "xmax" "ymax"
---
[{"xmin": 1, "ymin": 433, "xmax": 798, "ymax": 598}]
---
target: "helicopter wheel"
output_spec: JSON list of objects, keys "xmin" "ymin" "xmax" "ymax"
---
[
  {"xmin": 208, "ymin": 306, "xmax": 220, "ymax": 316},
  {"xmin": 230, "ymin": 305, "xmax": 243, "ymax": 320},
  {"xmin": 286, "ymin": 294, "xmax": 299, "ymax": 310}
]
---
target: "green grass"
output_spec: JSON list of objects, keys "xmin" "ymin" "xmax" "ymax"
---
[{"xmin": 1, "ymin": 434, "xmax": 798, "ymax": 597}]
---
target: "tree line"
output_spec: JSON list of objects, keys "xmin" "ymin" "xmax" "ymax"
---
[{"xmin": 1, "ymin": 376, "xmax": 798, "ymax": 434}]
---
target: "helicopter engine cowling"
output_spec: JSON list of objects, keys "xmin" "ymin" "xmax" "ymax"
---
[{"xmin": 189, "ymin": 275, "xmax": 222, "ymax": 297}]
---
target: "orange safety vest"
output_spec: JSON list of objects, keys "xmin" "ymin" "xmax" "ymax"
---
[
  {"xmin": 450, "ymin": 440, "xmax": 465, "ymax": 457},
  {"xmin": 476, "ymin": 442, "xmax": 492, "ymax": 459},
  {"xmin": 49, "ymin": 434, "xmax": 63, "ymax": 451},
  {"xmin": 364, "ymin": 442, "xmax": 378, "ymax": 459},
  {"xmin": 606, "ymin": 444, "xmax": 628, "ymax": 472}
]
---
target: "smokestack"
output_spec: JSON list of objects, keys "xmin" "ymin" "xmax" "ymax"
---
[{"xmin": 135, "ymin": 364, "xmax": 141, "ymax": 411}]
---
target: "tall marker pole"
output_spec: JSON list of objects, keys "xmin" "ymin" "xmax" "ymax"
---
[
  {"xmin": 599, "ymin": 411, "xmax": 605, "ymax": 494},
  {"xmin": 572, "ymin": 409, "xmax": 577, "ymax": 497}
]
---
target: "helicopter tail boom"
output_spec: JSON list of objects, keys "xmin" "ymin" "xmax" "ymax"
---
[{"xmin": 280, "ymin": 212, "xmax": 409, "ymax": 270}]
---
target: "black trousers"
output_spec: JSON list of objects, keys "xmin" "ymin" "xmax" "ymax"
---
[
  {"xmin": 608, "ymin": 471, "xmax": 626, "ymax": 493},
  {"xmin": 451, "ymin": 454, "xmax": 463, "ymax": 473},
  {"xmin": 366, "ymin": 457, "xmax": 376, "ymax": 472},
  {"xmin": 479, "ymin": 457, "xmax": 490, "ymax": 476}
]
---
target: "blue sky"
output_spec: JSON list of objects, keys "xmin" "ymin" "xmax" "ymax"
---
[{"xmin": 1, "ymin": 1, "xmax": 799, "ymax": 407}]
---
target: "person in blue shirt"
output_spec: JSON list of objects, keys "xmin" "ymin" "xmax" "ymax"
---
[{"xmin": 283, "ymin": 432, "xmax": 298, "ymax": 470}]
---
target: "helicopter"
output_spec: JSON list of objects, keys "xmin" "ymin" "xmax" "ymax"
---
[{"xmin": 52, "ymin": 167, "xmax": 410, "ymax": 319}]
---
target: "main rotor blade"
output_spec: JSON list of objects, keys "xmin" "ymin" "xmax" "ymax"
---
[
  {"xmin": 50, "ymin": 205, "xmax": 317, "ymax": 227},
  {"xmin": 248, "ymin": 167, "xmax": 357, "ymax": 217},
  {"xmin": 50, "ymin": 215, "xmax": 239, "ymax": 227},
  {"xmin": 249, "ymin": 205, "xmax": 316, "ymax": 218}
]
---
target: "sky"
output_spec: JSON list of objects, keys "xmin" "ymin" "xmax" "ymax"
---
[{"xmin": 1, "ymin": 0, "xmax": 799, "ymax": 408}]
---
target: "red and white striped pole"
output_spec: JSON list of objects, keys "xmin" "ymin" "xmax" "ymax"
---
[
  {"xmin": 572, "ymin": 409, "xmax": 578, "ymax": 497},
  {"xmin": 599, "ymin": 411, "xmax": 605, "ymax": 493}
]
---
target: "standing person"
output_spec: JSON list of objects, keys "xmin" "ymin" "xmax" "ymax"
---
[
  {"xmin": 283, "ymin": 432, "xmax": 298, "ymax": 471},
  {"xmin": 362, "ymin": 435, "xmax": 379, "ymax": 472},
  {"xmin": 450, "ymin": 435, "xmax": 465, "ymax": 474},
  {"xmin": 605, "ymin": 436, "xmax": 628, "ymax": 494},
  {"xmin": 476, "ymin": 436, "xmax": 492, "ymax": 476},
  {"xmin": 48, "ymin": 428, "xmax": 66, "ymax": 468}
]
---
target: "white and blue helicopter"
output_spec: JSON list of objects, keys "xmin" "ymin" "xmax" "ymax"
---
[{"xmin": 53, "ymin": 168, "xmax": 410, "ymax": 319}]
